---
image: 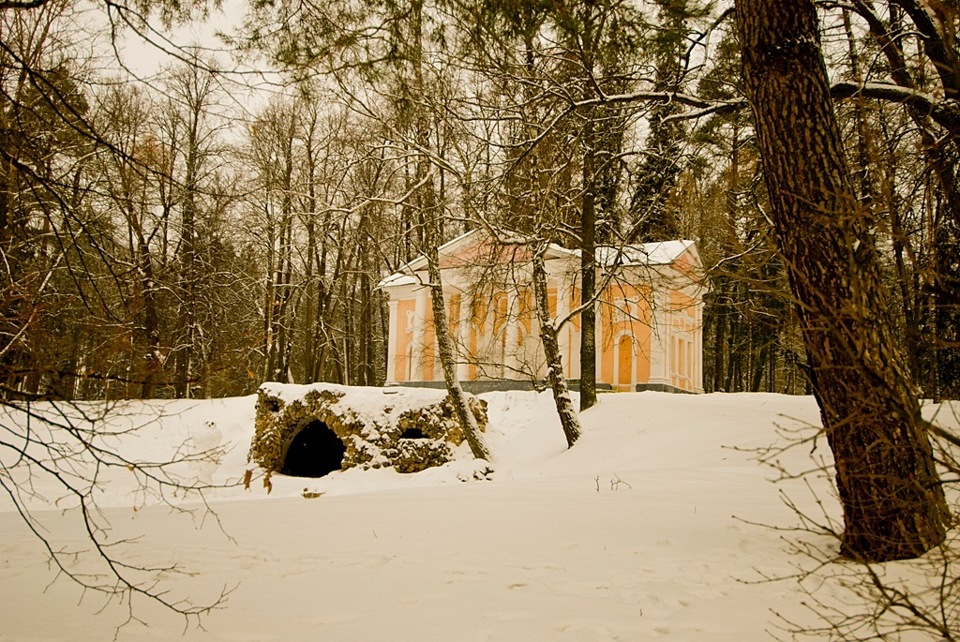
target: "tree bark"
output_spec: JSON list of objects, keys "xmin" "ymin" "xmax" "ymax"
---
[
  {"xmin": 532, "ymin": 250, "xmax": 582, "ymax": 448},
  {"xmin": 736, "ymin": 0, "xmax": 948, "ymax": 562},
  {"xmin": 174, "ymin": 141, "xmax": 197, "ymax": 398},
  {"xmin": 578, "ymin": 3, "xmax": 599, "ymax": 412},
  {"xmin": 425, "ymin": 231, "xmax": 491, "ymax": 461},
  {"xmin": 579, "ymin": 123, "xmax": 598, "ymax": 412},
  {"xmin": 405, "ymin": 0, "xmax": 488, "ymax": 461}
]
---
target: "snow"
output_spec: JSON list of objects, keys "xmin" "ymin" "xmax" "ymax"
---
[
  {"xmin": 376, "ymin": 271, "xmax": 418, "ymax": 288},
  {"xmin": 597, "ymin": 240, "xmax": 695, "ymax": 267},
  {"xmin": 378, "ymin": 230, "xmax": 698, "ymax": 290},
  {"xmin": 263, "ymin": 380, "xmax": 445, "ymax": 407},
  {"xmin": 0, "ymin": 391, "xmax": 956, "ymax": 641}
]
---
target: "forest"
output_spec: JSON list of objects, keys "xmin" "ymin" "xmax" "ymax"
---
[
  {"xmin": 2, "ymin": 0, "xmax": 956, "ymax": 403},
  {"xmin": 3, "ymin": 3, "xmax": 960, "ymax": 629}
]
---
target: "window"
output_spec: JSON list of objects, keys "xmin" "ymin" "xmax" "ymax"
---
[
  {"xmin": 404, "ymin": 342, "xmax": 414, "ymax": 381},
  {"xmin": 492, "ymin": 292, "xmax": 507, "ymax": 337},
  {"xmin": 448, "ymin": 294, "xmax": 461, "ymax": 337},
  {"xmin": 472, "ymin": 297, "xmax": 487, "ymax": 336},
  {"xmin": 615, "ymin": 298, "xmax": 636, "ymax": 323}
]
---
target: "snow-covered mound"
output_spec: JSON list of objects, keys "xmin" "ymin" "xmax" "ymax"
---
[
  {"xmin": 250, "ymin": 383, "xmax": 488, "ymax": 478},
  {"xmin": 0, "ymin": 391, "xmax": 956, "ymax": 641}
]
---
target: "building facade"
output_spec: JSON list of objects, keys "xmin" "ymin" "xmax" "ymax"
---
[{"xmin": 378, "ymin": 229, "xmax": 705, "ymax": 394}]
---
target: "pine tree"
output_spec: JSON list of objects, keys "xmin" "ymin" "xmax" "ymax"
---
[{"xmin": 736, "ymin": 0, "xmax": 949, "ymax": 561}]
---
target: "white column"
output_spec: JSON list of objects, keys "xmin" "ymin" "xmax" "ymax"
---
[
  {"xmin": 387, "ymin": 299, "xmax": 399, "ymax": 384},
  {"xmin": 695, "ymin": 299, "xmax": 704, "ymax": 393},
  {"xmin": 413, "ymin": 287, "xmax": 428, "ymax": 381},
  {"xmin": 569, "ymin": 285, "xmax": 581, "ymax": 380},
  {"xmin": 594, "ymin": 295, "xmax": 603, "ymax": 384},
  {"xmin": 457, "ymin": 291, "xmax": 471, "ymax": 380},
  {"xmin": 556, "ymin": 280, "xmax": 570, "ymax": 374},
  {"xmin": 649, "ymin": 287, "xmax": 670, "ymax": 386},
  {"xmin": 504, "ymin": 288, "xmax": 519, "ymax": 379}
]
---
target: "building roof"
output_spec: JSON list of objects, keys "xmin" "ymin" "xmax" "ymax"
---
[
  {"xmin": 377, "ymin": 272, "xmax": 420, "ymax": 288},
  {"xmin": 377, "ymin": 228, "xmax": 699, "ymax": 289},
  {"xmin": 376, "ymin": 229, "xmax": 477, "ymax": 289},
  {"xmin": 597, "ymin": 239, "xmax": 697, "ymax": 267}
]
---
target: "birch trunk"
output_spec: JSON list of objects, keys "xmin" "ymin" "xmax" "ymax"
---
[
  {"xmin": 424, "ymin": 241, "xmax": 490, "ymax": 461},
  {"xmin": 533, "ymin": 251, "xmax": 582, "ymax": 448}
]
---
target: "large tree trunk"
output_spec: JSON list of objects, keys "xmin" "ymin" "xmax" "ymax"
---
[
  {"xmin": 736, "ymin": 0, "xmax": 948, "ymax": 562},
  {"xmin": 532, "ymin": 250, "xmax": 582, "ymax": 448},
  {"xmin": 578, "ymin": 4, "xmax": 599, "ymax": 413},
  {"xmin": 579, "ymin": 126, "xmax": 598, "ymax": 412}
]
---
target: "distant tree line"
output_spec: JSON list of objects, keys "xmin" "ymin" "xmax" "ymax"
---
[{"xmin": 0, "ymin": 0, "xmax": 957, "ymax": 406}]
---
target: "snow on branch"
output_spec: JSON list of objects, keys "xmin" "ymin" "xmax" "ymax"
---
[
  {"xmin": 552, "ymin": 81, "xmax": 960, "ymax": 136},
  {"xmin": 831, "ymin": 81, "xmax": 960, "ymax": 135}
]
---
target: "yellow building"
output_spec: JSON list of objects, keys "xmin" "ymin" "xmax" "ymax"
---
[{"xmin": 378, "ymin": 229, "xmax": 705, "ymax": 394}]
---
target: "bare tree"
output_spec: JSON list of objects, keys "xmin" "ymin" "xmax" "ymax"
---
[
  {"xmin": 531, "ymin": 246, "xmax": 581, "ymax": 447},
  {"xmin": 158, "ymin": 55, "xmax": 227, "ymax": 398},
  {"xmin": 0, "ymin": 395, "xmax": 234, "ymax": 630}
]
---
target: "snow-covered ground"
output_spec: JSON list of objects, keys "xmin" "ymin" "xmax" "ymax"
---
[{"xmin": 0, "ymin": 390, "xmax": 956, "ymax": 641}]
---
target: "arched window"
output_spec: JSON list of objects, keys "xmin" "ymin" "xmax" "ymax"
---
[{"xmin": 616, "ymin": 333, "xmax": 634, "ymax": 387}]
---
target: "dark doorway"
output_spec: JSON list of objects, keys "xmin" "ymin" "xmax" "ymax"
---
[{"xmin": 281, "ymin": 420, "xmax": 346, "ymax": 477}]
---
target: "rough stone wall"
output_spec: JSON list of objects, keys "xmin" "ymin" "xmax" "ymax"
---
[{"xmin": 248, "ymin": 384, "xmax": 488, "ymax": 475}]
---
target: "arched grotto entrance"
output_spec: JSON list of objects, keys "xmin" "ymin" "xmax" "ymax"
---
[
  {"xmin": 399, "ymin": 427, "xmax": 427, "ymax": 440},
  {"xmin": 280, "ymin": 420, "xmax": 346, "ymax": 478}
]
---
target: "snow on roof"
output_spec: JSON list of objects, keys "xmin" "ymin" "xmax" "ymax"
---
[
  {"xmin": 377, "ymin": 272, "xmax": 419, "ymax": 288},
  {"xmin": 377, "ymin": 229, "xmax": 697, "ymax": 288},
  {"xmin": 377, "ymin": 229, "xmax": 480, "ymax": 289},
  {"xmin": 597, "ymin": 240, "xmax": 695, "ymax": 267}
]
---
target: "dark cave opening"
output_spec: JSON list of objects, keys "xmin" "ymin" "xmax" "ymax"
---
[
  {"xmin": 280, "ymin": 420, "xmax": 346, "ymax": 478},
  {"xmin": 399, "ymin": 427, "xmax": 427, "ymax": 440}
]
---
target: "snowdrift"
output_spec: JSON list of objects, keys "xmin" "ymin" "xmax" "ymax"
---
[{"xmin": 0, "ymin": 391, "xmax": 956, "ymax": 641}]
